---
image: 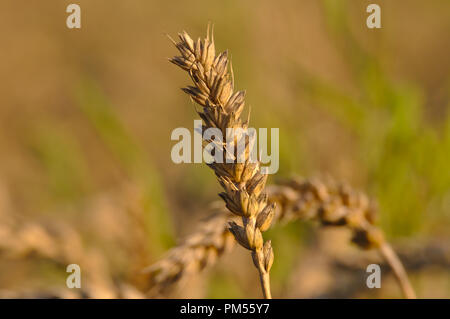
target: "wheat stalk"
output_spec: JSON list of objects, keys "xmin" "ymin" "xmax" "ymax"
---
[
  {"xmin": 168, "ymin": 24, "xmax": 275, "ymax": 298},
  {"xmin": 146, "ymin": 177, "xmax": 416, "ymax": 299}
]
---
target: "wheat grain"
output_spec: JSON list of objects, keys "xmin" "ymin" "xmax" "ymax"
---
[
  {"xmin": 146, "ymin": 177, "xmax": 416, "ymax": 298},
  {"xmin": 168, "ymin": 24, "xmax": 275, "ymax": 298}
]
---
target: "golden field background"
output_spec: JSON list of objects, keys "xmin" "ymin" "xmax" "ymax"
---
[{"xmin": 0, "ymin": 0, "xmax": 449, "ymax": 298}]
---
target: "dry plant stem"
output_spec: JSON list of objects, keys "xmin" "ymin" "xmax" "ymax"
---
[
  {"xmin": 379, "ymin": 242, "xmax": 416, "ymax": 299},
  {"xmin": 169, "ymin": 25, "xmax": 274, "ymax": 298}
]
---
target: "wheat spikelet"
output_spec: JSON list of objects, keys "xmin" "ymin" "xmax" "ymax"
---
[
  {"xmin": 146, "ymin": 177, "xmax": 416, "ymax": 298},
  {"xmin": 169, "ymin": 24, "xmax": 275, "ymax": 298}
]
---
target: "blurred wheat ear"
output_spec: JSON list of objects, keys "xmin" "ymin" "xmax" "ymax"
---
[
  {"xmin": 146, "ymin": 177, "xmax": 416, "ymax": 299},
  {"xmin": 167, "ymin": 24, "xmax": 274, "ymax": 298}
]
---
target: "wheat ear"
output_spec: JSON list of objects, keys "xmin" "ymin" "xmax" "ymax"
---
[
  {"xmin": 169, "ymin": 24, "xmax": 275, "ymax": 298},
  {"xmin": 274, "ymin": 178, "xmax": 416, "ymax": 299},
  {"xmin": 147, "ymin": 177, "xmax": 416, "ymax": 299}
]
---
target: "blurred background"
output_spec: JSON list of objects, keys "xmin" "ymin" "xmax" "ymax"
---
[{"xmin": 0, "ymin": 0, "xmax": 449, "ymax": 298}]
